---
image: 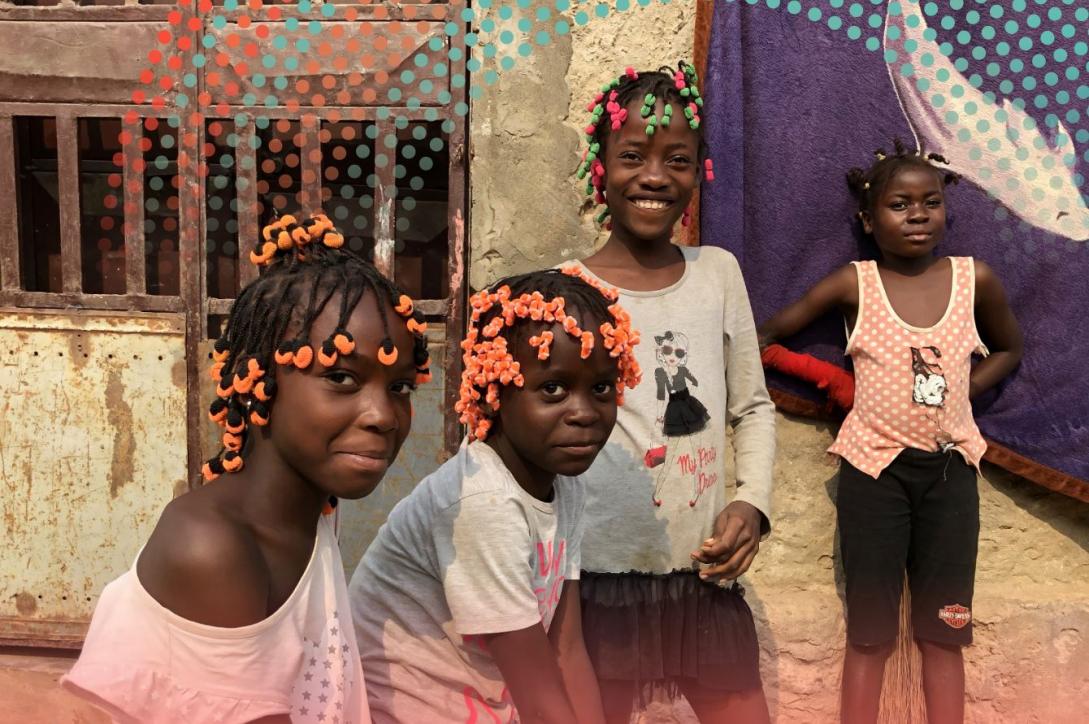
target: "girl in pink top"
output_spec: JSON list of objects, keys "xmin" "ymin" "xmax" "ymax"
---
[
  {"xmin": 62, "ymin": 213, "xmax": 432, "ymax": 724},
  {"xmin": 759, "ymin": 140, "xmax": 1022, "ymax": 724}
]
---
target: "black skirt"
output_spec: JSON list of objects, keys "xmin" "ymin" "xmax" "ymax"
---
[
  {"xmin": 663, "ymin": 388, "xmax": 710, "ymax": 437},
  {"xmin": 580, "ymin": 570, "xmax": 762, "ymax": 705}
]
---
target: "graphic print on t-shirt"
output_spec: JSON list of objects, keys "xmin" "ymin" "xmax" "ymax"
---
[
  {"xmin": 910, "ymin": 345, "xmax": 947, "ymax": 407},
  {"xmin": 643, "ymin": 330, "xmax": 715, "ymax": 507}
]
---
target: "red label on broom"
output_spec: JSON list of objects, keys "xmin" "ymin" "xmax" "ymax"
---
[{"xmin": 938, "ymin": 604, "xmax": 972, "ymax": 629}]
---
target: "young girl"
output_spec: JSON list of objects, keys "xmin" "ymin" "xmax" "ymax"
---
[
  {"xmin": 349, "ymin": 268, "xmax": 640, "ymax": 724},
  {"xmin": 62, "ymin": 213, "xmax": 431, "ymax": 723},
  {"xmin": 570, "ymin": 63, "xmax": 778, "ymax": 723},
  {"xmin": 758, "ymin": 140, "xmax": 1023, "ymax": 724}
]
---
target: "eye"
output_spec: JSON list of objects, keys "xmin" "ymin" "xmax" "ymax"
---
[
  {"xmin": 926, "ymin": 198, "xmax": 943, "ymax": 207},
  {"xmin": 618, "ymin": 151, "xmax": 642, "ymax": 162},
  {"xmin": 593, "ymin": 381, "xmax": 615, "ymax": 396},
  {"xmin": 541, "ymin": 381, "xmax": 567, "ymax": 400},
  {"xmin": 668, "ymin": 155, "xmax": 692, "ymax": 166},
  {"xmin": 890, "ymin": 201, "xmax": 907, "ymax": 211},
  {"xmin": 324, "ymin": 370, "xmax": 358, "ymax": 388},
  {"xmin": 390, "ymin": 380, "xmax": 417, "ymax": 397}
]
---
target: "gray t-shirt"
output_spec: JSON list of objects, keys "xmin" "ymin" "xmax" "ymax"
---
[
  {"xmin": 571, "ymin": 246, "xmax": 776, "ymax": 574},
  {"xmin": 349, "ymin": 441, "xmax": 585, "ymax": 723}
]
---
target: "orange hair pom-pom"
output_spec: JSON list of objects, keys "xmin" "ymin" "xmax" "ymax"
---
[
  {"xmin": 222, "ymin": 431, "xmax": 243, "ymax": 452},
  {"xmin": 395, "ymin": 294, "xmax": 413, "ymax": 316},
  {"xmin": 276, "ymin": 229, "xmax": 293, "ymax": 250},
  {"xmin": 216, "ymin": 378, "xmax": 234, "ymax": 399},
  {"xmin": 274, "ymin": 343, "xmax": 294, "ymax": 366},
  {"xmin": 233, "ymin": 372, "xmax": 255, "ymax": 395},
  {"xmin": 222, "ymin": 451, "xmax": 244, "ymax": 473},
  {"xmin": 293, "ymin": 344, "xmax": 314, "ymax": 369},
  {"xmin": 253, "ymin": 379, "xmax": 275, "ymax": 401},
  {"xmin": 377, "ymin": 339, "xmax": 398, "ymax": 366},
  {"xmin": 323, "ymin": 231, "xmax": 344, "ymax": 249},
  {"xmin": 210, "ymin": 361, "xmax": 226, "ymax": 381},
  {"xmin": 407, "ymin": 318, "xmax": 428, "ymax": 335},
  {"xmin": 333, "ymin": 331, "xmax": 355, "ymax": 355},
  {"xmin": 249, "ymin": 402, "xmax": 270, "ymax": 426},
  {"xmin": 317, "ymin": 340, "xmax": 338, "ymax": 367},
  {"xmin": 201, "ymin": 461, "xmax": 221, "ymax": 482}
]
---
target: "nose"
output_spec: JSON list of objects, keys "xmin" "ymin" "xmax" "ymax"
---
[
  {"xmin": 564, "ymin": 392, "xmax": 602, "ymax": 427},
  {"xmin": 907, "ymin": 203, "xmax": 929, "ymax": 222},
  {"xmin": 354, "ymin": 383, "xmax": 399, "ymax": 434},
  {"xmin": 638, "ymin": 157, "xmax": 668, "ymax": 188}
]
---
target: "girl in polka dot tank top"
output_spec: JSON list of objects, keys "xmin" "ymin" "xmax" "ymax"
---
[{"xmin": 759, "ymin": 141, "xmax": 1022, "ymax": 724}]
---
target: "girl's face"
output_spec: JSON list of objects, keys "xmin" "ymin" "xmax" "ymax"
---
[
  {"xmin": 862, "ymin": 166, "xmax": 947, "ymax": 260},
  {"xmin": 602, "ymin": 99, "xmax": 701, "ymax": 246},
  {"xmin": 488, "ymin": 321, "xmax": 619, "ymax": 495},
  {"xmin": 262, "ymin": 290, "xmax": 418, "ymax": 500},
  {"xmin": 656, "ymin": 336, "xmax": 686, "ymax": 369}
]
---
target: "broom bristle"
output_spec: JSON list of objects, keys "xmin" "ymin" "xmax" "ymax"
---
[{"xmin": 878, "ymin": 574, "xmax": 927, "ymax": 723}]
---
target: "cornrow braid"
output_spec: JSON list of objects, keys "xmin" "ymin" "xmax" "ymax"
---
[
  {"xmin": 576, "ymin": 60, "xmax": 713, "ymax": 229},
  {"xmin": 202, "ymin": 212, "xmax": 432, "ymax": 482},
  {"xmin": 455, "ymin": 267, "xmax": 642, "ymax": 442},
  {"xmin": 846, "ymin": 137, "xmax": 961, "ymax": 217}
]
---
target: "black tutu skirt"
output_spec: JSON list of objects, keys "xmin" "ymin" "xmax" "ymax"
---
[
  {"xmin": 663, "ymin": 388, "xmax": 710, "ymax": 437},
  {"xmin": 580, "ymin": 570, "xmax": 762, "ymax": 705}
]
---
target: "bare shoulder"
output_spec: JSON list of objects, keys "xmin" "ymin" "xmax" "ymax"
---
[
  {"xmin": 136, "ymin": 488, "xmax": 270, "ymax": 627},
  {"xmin": 971, "ymin": 258, "xmax": 1008, "ymax": 303}
]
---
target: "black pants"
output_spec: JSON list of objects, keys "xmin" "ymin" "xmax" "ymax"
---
[{"xmin": 837, "ymin": 449, "xmax": 979, "ymax": 647}]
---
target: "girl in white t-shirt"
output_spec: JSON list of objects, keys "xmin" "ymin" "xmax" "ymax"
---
[
  {"xmin": 62, "ymin": 214, "xmax": 432, "ymax": 724},
  {"xmin": 350, "ymin": 268, "xmax": 641, "ymax": 724}
]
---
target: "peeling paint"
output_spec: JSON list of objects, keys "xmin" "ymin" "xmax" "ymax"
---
[
  {"xmin": 170, "ymin": 357, "xmax": 186, "ymax": 390},
  {"xmin": 105, "ymin": 370, "xmax": 136, "ymax": 498},
  {"xmin": 14, "ymin": 593, "xmax": 37, "ymax": 617}
]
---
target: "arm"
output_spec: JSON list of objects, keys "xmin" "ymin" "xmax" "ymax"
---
[
  {"xmin": 970, "ymin": 260, "xmax": 1023, "ymax": 398},
  {"xmin": 757, "ymin": 264, "xmax": 858, "ymax": 348},
  {"xmin": 548, "ymin": 581, "xmax": 605, "ymax": 724},
  {"xmin": 483, "ymin": 623, "xmax": 582, "ymax": 724}
]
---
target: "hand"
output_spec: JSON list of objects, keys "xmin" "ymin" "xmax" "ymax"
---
[{"xmin": 690, "ymin": 501, "xmax": 763, "ymax": 581}]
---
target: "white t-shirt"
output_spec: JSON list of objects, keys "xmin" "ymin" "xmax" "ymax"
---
[
  {"xmin": 570, "ymin": 246, "xmax": 776, "ymax": 574},
  {"xmin": 350, "ymin": 440, "xmax": 585, "ymax": 723},
  {"xmin": 62, "ymin": 512, "xmax": 369, "ymax": 724}
]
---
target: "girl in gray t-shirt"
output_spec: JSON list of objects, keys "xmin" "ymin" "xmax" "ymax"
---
[{"xmin": 351, "ymin": 269, "xmax": 640, "ymax": 724}]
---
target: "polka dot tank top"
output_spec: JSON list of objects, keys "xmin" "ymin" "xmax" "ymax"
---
[{"xmin": 828, "ymin": 257, "xmax": 989, "ymax": 478}]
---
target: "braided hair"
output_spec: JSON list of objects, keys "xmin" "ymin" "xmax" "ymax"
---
[
  {"xmin": 456, "ymin": 267, "xmax": 642, "ymax": 442},
  {"xmin": 846, "ymin": 137, "xmax": 961, "ymax": 218},
  {"xmin": 576, "ymin": 61, "xmax": 713, "ymax": 227},
  {"xmin": 203, "ymin": 213, "xmax": 431, "ymax": 481}
]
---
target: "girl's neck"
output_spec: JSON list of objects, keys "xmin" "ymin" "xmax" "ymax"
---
[
  {"xmin": 231, "ymin": 441, "xmax": 329, "ymax": 539},
  {"xmin": 876, "ymin": 252, "xmax": 941, "ymax": 276},
  {"xmin": 484, "ymin": 436, "xmax": 555, "ymax": 503},
  {"xmin": 597, "ymin": 231, "xmax": 679, "ymax": 268}
]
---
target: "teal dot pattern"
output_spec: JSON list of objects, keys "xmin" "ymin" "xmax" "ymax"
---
[{"xmin": 137, "ymin": 0, "xmax": 1087, "ymax": 246}]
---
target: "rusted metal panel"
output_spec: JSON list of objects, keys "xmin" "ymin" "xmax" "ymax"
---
[
  {"xmin": 0, "ymin": 115, "xmax": 19, "ymax": 292},
  {"xmin": 0, "ymin": 310, "xmax": 187, "ymax": 648},
  {"xmin": 123, "ymin": 120, "xmax": 146, "ymax": 295},
  {"xmin": 0, "ymin": 291, "xmax": 183, "ymax": 313},
  {"xmin": 337, "ymin": 325, "xmax": 447, "ymax": 577},
  {"xmin": 55, "ymin": 114, "xmax": 80, "ymax": 294},
  {"xmin": 205, "ymin": 21, "xmax": 449, "ymax": 109},
  {"xmin": 235, "ymin": 117, "xmax": 259, "ymax": 289},
  {"xmin": 0, "ymin": 22, "xmax": 167, "ymax": 105}
]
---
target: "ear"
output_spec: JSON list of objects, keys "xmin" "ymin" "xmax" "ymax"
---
[{"xmin": 859, "ymin": 210, "xmax": 874, "ymax": 234}]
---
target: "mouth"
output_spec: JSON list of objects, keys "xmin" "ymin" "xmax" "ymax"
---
[
  {"xmin": 628, "ymin": 197, "xmax": 675, "ymax": 212},
  {"xmin": 334, "ymin": 451, "xmax": 391, "ymax": 474},
  {"xmin": 903, "ymin": 231, "xmax": 933, "ymax": 242},
  {"xmin": 554, "ymin": 441, "xmax": 606, "ymax": 457}
]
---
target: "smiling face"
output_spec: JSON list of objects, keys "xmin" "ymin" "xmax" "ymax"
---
[
  {"xmin": 601, "ymin": 99, "xmax": 701, "ymax": 247},
  {"xmin": 486, "ymin": 320, "xmax": 620, "ymax": 497},
  {"xmin": 862, "ymin": 165, "xmax": 948, "ymax": 260},
  {"xmin": 259, "ymin": 290, "xmax": 418, "ymax": 500}
]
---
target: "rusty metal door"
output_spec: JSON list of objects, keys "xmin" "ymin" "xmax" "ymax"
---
[{"xmin": 0, "ymin": 0, "xmax": 468, "ymax": 647}]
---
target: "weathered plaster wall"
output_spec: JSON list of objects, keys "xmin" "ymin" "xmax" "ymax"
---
[{"xmin": 470, "ymin": 0, "xmax": 696, "ymax": 289}]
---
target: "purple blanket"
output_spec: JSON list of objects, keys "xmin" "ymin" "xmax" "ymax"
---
[{"xmin": 701, "ymin": 1, "xmax": 1089, "ymax": 495}]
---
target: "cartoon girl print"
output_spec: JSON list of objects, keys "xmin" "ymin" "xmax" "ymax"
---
[
  {"xmin": 910, "ymin": 345, "xmax": 956, "ymax": 452},
  {"xmin": 644, "ymin": 331, "xmax": 711, "ymax": 506},
  {"xmin": 911, "ymin": 346, "xmax": 947, "ymax": 407}
]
